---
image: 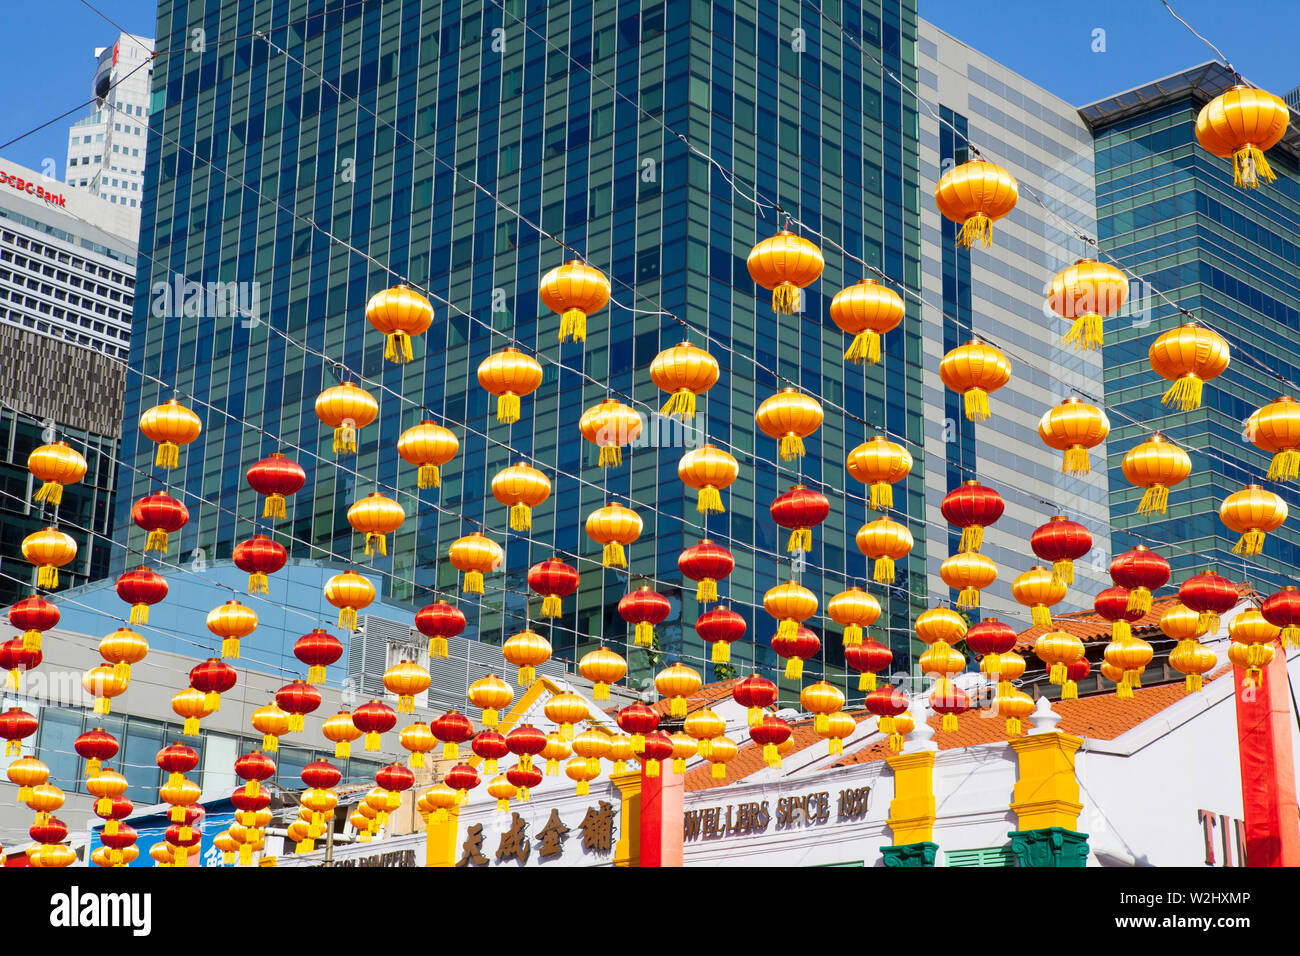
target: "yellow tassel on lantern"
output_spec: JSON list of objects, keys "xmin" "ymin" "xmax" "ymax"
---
[
  {"xmin": 784, "ymin": 657, "xmax": 803, "ymax": 680},
  {"xmin": 646, "ymin": 759, "xmax": 661, "ymax": 779},
  {"xmin": 771, "ymin": 282, "xmax": 800, "ymax": 315},
  {"xmin": 1113, "ymin": 620, "xmax": 1132, "ymax": 641},
  {"xmin": 333, "ymin": 424, "xmax": 357, "ymax": 454},
  {"xmin": 239, "ymin": 844, "xmax": 252, "ymax": 865},
  {"xmin": 858, "ymin": 672, "xmax": 876, "ymax": 691},
  {"xmin": 1233, "ymin": 146, "xmax": 1275, "ymax": 188},
  {"xmin": 1137, "ymin": 484, "xmax": 1170, "ymax": 514},
  {"xmin": 203, "ymin": 691, "xmax": 220, "ymax": 712},
  {"xmin": 1281, "ymin": 627, "xmax": 1299, "ymax": 649},
  {"xmin": 1062, "ymin": 680, "xmax": 1078, "ymax": 700},
  {"xmin": 263, "ymin": 493, "xmax": 287, "ymax": 519},
  {"xmin": 710, "ymin": 762, "xmax": 726, "ymax": 779},
  {"xmin": 873, "ymin": 557, "xmax": 896, "ymax": 584},
  {"xmin": 1063, "ymin": 313, "xmax": 1103, "ymax": 352},
  {"xmin": 510, "ymin": 504, "xmax": 532, "ymax": 532},
  {"xmin": 34, "ymin": 481, "xmax": 64, "ymax": 506},
  {"xmin": 957, "ymin": 587, "xmax": 980, "ymax": 608},
  {"xmin": 559, "ymin": 309, "xmax": 587, "ymax": 343},
  {"xmin": 334, "ymin": 740, "xmax": 351, "ymax": 759},
  {"xmin": 38, "ymin": 566, "xmax": 59, "ymax": 588},
  {"xmin": 546, "ymin": 758, "xmax": 559, "ymax": 776},
  {"xmin": 6, "ymin": 668, "xmax": 18, "ymax": 689},
  {"xmin": 1233, "ymin": 530, "xmax": 1266, "ymax": 556},
  {"xmin": 1049, "ymin": 663, "xmax": 1066, "ymax": 685},
  {"xmin": 593, "ymin": 682, "xmax": 609, "ymax": 701},
  {"xmin": 889, "ymin": 733, "xmax": 904, "ymax": 752},
  {"xmin": 385, "ymin": 330, "xmax": 414, "ymax": 364},
  {"xmin": 711, "ymin": 642, "xmax": 730, "ymax": 664},
  {"xmin": 364, "ymin": 532, "xmax": 387, "ymax": 557},
  {"xmin": 1126, "ymin": 588, "xmax": 1151, "ymax": 614},
  {"xmin": 787, "ymin": 528, "xmax": 811, "ymax": 553},
  {"xmin": 94, "ymin": 696, "xmax": 110, "ymax": 715},
  {"xmin": 660, "ymin": 389, "xmax": 696, "ymax": 420},
  {"xmin": 290, "ymin": 713, "xmax": 305, "ymax": 732},
  {"xmin": 598, "ymin": 445, "xmax": 622, "ymax": 468},
  {"xmin": 222, "ymin": 636, "xmax": 240, "ymax": 659},
  {"xmin": 1032, "ymin": 606, "xmax": 1052, "ymax": 628},
  {"xmin": 697, "ymin": 578, "xmax": 718, "ymax": 603},
  {"xmin": 21, "ymin": 630, "xmax": 41, "ymax": 653},
  {"xmin": 814, "ymin": 713, "xmax": 829, "ymax": 735},
  {"xmin": 365, "ymin": 732, "xmax": 380, "ymax": 751},
  {"xmin": 959, "ymin": 526, "xmax": 984, "ymax": 552},
  {"xmin": 443, "ymin": 742, "xmax": 459, "ymax": 760},
  {"xmin": 463, "ymin": 571, "xmax": 484, "ymax": 594},
  {"xmin": 746, "ymin": 708, "xmax": 762, "ymax": 727},
  {"xmin": 129, "ymin": 604, "xmax": 150, "ymax": 624},
  {"xmin": 602, "ymin": 542, "xmax": 626, "ymax": 568},
  {"xmin": 842, "ymin": 624, "xmax": 862, "ymax": 647},
  {"xmin": 155, "ymin": 442, "xmax": 180, "ymax": 469},
  {"xmin": 540, "ymin": 594, "xmax": 562, "ymax": 617},
  {"xmin": 963, "ymin": 388, "xmax": 991, "ymax": 422},
  {"xmin": 518, "ymin": 665, "xmax": 536, "ymax": 686},
  {"xmin": 1005, "ymin": 717, "xmax": 1022, "ymax": 736},
  {"xmin": 869, "ymin": 482, "xmax": 892, "ymax": 510},
  {"xmin": 112, "ymin": 661, "xmax": 131, "ymax": 682},
  {"xmin": 1052, "ymin": 560, "xmax": 1074, "ymax": 586},
  {"xmin": 697, "ymin": 486, "xmax": 724, "ymax": 515},
  {"xmin": 941, "ymin": 714, "xmax": 958, "ymax": 732},
  {"xmin": 776, "ymin": 619, "xmax": 797, "ymax": 641},
  {"xmin": 1117, "ymin": 678, "xmax": 1134, "ymax": 700},
  {"xmin": 398, "ymin": 695, "xmax": 414, "ymax": 715},
  {"xmin": 846, "ymin": 331, "xmax": 882, "ymax": 365},
  {"xmin": 1063, "ymin": 446, "xmax": 1093, "ymax": 474},
  {"xmin": 262, "ymin": 734, "xmax": 279, "ymax": 752},
  {"xmin": 429, "ymin": 637, "xmax": 448, "ymax": 659},
  {"xmin": 671, "ymin": 698, "xmax": 686, "ymax": 718},
  {"xmin": 417, "ymin": 464, "xmax": 441, "ymax": 489},
  {"xmin": 338, "ymin": 607, "xmax": 358, "ymax": 630},
  {"xmin": 957, "ymin": 214, "xmax": 993, "ymax": 248},
  {"xmin": 1267, "ymin": 450, "xmax": 1300, "ymax": 483},
  {"xmin": 1198, "ymin": 612, "xmax": 1219, "ymax": 634},
  {"xmin": 496, "ymin": 393, "xmax": 521, "ymax": 425},
  {"xmin": 483, "ymin": 757, "xmax": 496, "ymax": 774},
  {"xmin": 778, "ymin": 435, "xmax": 805, "ymax": 460},
  {"xmin": 307, "ymin": 664, "xmax": 325, "ymax": 684},
  {"xmin": 183, "ymin": 717, "xmax": 199, "ymax": 735},
  {"xmin": 635, "ymin": 622, "xmax": 654, "ymax": 647},
  {"xmin": 1161, "ymin": 376, "xmax": 1203, "ymax": 412},
  {"xmin": 482, "ymin": 708, "xmax": 499, "ymax": 727},
  {"xmin": 697, "ymin": 739, "xmax": 712, "ymax": 760}
]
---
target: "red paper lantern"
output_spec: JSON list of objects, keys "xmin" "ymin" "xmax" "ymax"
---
[
  {"xmin": 506, "ymin": 762, "xmax": 544, "ymax": 800},
  {"xmin": 31, "ymin": 816, "xmax": 68, "ymax": 845},
  {"xmin": 1179, "ymin": 572, "xmax": 1240, "ymax": 634},
  {"xmin": 845, "ymin": 638, "xmax": 893, "ymax": 691},
  {"xmin": 1262, "ymin": 586, "xmax": 1300, "ymax": 648},
  {"xmin": 414, "ymin": 600, "xmax": 466, "ymax": 659},
  {"xmin": 616, "ymin": 702, "xmax": 659, "ymax": 754},
  {"xmin": 352, "ymin": 699, "xmax": 397, "ymax": 751},
  {"xmin": 1030, "ymin": 516, "xmax": 1092, "ymax": 586},
  {"xmin": 678, "ymin": 539, "xmax": 735, "ymax": 604},
  {"xmin": 234, "ymin": 750, "xmax": 276, "ymax": 797},
  {"xmin": 619, "ymin": 586, "xmax": 672, "ymax": 648},
  {"xmin": 293, "ymin": 628, "xmax": 343, "ymax": 684},
  {"xmin": 770, "ymin": 485, "xmax": 830, "ymax": 553},
  {"xmin": 444, "ymin": 763, "xmax": 481, "ymax": 802},
  {"xmin": 749, "ymin": 715, "xmax": 793, "ymax": 767},
  {"xmin": 75, "ymin": 728, "xmax": 119, "ymax": 776},
  {"xmin": 1110, "ymin": 545, "xmax": 1171, "ymax": 615},
  {"xmin": 130, "ymin": 491, "xmax": 189, "ymax": 554},
  {"xmin": 1067, "ymin": 657, "xmax": 1092, "ymax": 684},
  {"xmin": 733, "ymin": 674, "xmax": 778, "ymax": 726},
  {"xmin": 189, "ymin": 658, "xmax": 237, "ymax": 712},
  {"xmin": 275, "ymin": 680, "xmax": 323, "ymax": 733},
  {"xmin": 527, "ymin": 558, "xmax": 580, "ymax": 618},
  {"xmin": 639, "ymin": 730, "xmax": 674, "ymax": 778},
  {"xmin": 1094, "ymin": 586, "xmax": 1146, "ymax": 641},
  {"xmin": 771, "ymin": 624, "xmax": 821, "ymax": 680},
  {"xmin": 472, "ymin": 729, "xmax": 510, "ymax": 775},
  {"xmin": 504, "ymin": 723, "xmax": 548, "ymax": 773},
  {"xmin": 940, "ymin": 481, "xmax": 1004, "ymax": 552},
  {"xmin": 432, "ymin": 709, "xmax": 475, "ymax": 761},
  {"xmin": 231, "ymin": 788, "xmax": 271, "ymax": 815},
  {"xmin": 246, "ymin": 453, "xmax": 306, "ymax": 520},
  {"xmin": 232, "ymin": 535, "xmax": 288, "ymax": 595},
  {"xmin": 695, "ymin": 605, "xmax": 746, "ymax": 664},
  {"xmin": 930, "ymin": 680, "xmax": 972, "ymax": 731},
  {"xmin": 965, "ymin": 618, "xmax": 1018, "ymax": 681},
  {"xmin": 155, "ymin": 743, "xmax": 199, "ymax": 784},
  {"xmin": 301, "ymin": 759, "xmax": 342, "ymax": 790},
  {"xmin": 114, "ymin": 567, "xmax": 168, "ymax": 625},
  {"xmin": 9, "ymin": 593, "xmax": 59, "ymax": 653},
  {"xmin": 376, "ymin": 762, "xmax": 415, "ymax": 793},
  {"xmin": 864, "ymin": 684, "xmax": 911, "ymax": 751},
  {"xmin": 0, "ymin": 637, "xmax": 40, "ymax": 689}
]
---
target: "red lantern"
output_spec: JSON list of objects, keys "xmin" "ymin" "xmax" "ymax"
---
[
  {"xmin": 31, "ymin": 816, "xmax": 68, "ymax": 845},
  {"xmin": 619, "ymin": 586, "xmax": 672, "ymax": 648},
  {"xmin": 940, "ymin": 481, "xmax": 1004, "ymax": 552},
  {"xmin": 75, "ymin": 728, "xmax": 119, "ymax": 776},
  {"xmin": 0, "ymin": 637, "xmax": 40, "ymax": 689},
  {"xmin": 472, "ymin": 729, "xmax": 510, "ymax": 775},
  {"xmin": 155, "ymin": 742, "xmax": 200, "ymax": 794},
  {"xmin": 733, "ymin": 674, "xmax": 778, "ymax": 726},
  {"xmin": 414, "ymin": 600, "xmax": 466, "ymax": 659},
  {"xmin": 678, "ymin": 539, "xmax": 735, "ymax": 604},
  {"xmin": 432, "ymin": 710, "xmax": 475, "ymax": 761},
  {"xmin": 1094, "ymin": 586, "xmax": 1146, "ymax": 641},
  {"xmin": 1109, "ymin": 546, "xmax": 1170, "ymax": 616},
  {"xmin": 930, "ymin": 680, "xmax": 971, "ymax": 731},
  {"xmin": 527, "ymin": 558, "xmax": 580, "ymax": 618},
  {"xmin": 301, "ymin": 759, "xmax": 342, "ymax": 790},
  {"xmin": 864, "ymin": 684, "xmax": 911, "ymax": 752},
  {"xmin": 1066, "ymin": 657, "xmax": 1091, "ymax": 695},
  {"xmin": 246, "ymin": 453, "xmax": 306, "ymax": 520},
  {"xmin": 376, "ymin": 762, "xmax": 415, "ymax": 793},
  {"xmin": 293, "ymin": 629, "xmax": 343, "ymax": 684},
  {"xmin": 231, "ymin": 788, "xmax": 271, "ymax": 819},
  {"xmin": 1179, "ymin": 572, "xmax": 1239, "ymax": 633},
  {"xmin": 189, "ymin": 658, "xmax": 237, "ymax": 712},
  {"xmin": 505, "ymin": 724, "xmax": 548, "ymax": 772},
  {"xmin": 749, "ymin": 716, "xmax": 793, "ymax": 767},
  {"xmin": 1262, "ymin": 586, "xmax": 1300, "ymax": 648},
  {"xmin": 506, "ymin": 762, "xmax": 544, "ymax": 801},
  {"xmin": 1030, "ymin": 516, "xmax": 1092, "ymax": 586},
  {"xmin": 232, "ymin": 535, "xmax": 288, "ymax": 595},
  {"xmin": 965, "ymin": 618, "xmax": 1018, "ymax": 681},
  {"xmin": 9, "ymin": 593, "xmax": 59, "ymax": 653},
  {"xmin": 845, "ymin": 638, "xmax": 893, "ymax": 691},
  {"xmin": 275, "ymin": 680, "xmax": 323, "ymax": 732},
  {"xmin": 114, "ymin": 567, "xmax": 168, "ymax": 625},
  {"xmin": 695, "ymin": 605, "xmax": 746, "ymax": 664},
  {"xmin": 352, "ymin": 699, "xmax": 397, "ymax": 751},
  {"xmin": 130, "ymin": 491, "xmax": 189, "ymax": 554},
  {"xmin": 234, "ymin": 750, "xmax": 276, "ymax": 797},
  {"xmin": 444, "ymin": 763, "xmax": 481, "ymax": 803},
  {"xmin": 616, "ymin": 702, "xmax": 659, "ymax": 754},
  {"xmin": 771, "ymin": 625, "xmax": 821, "ymax": 680},
  {"xmin": 639, "ymin": 731, "xmax": 674, "ymax": 779},
  {"xmin": 770, "ymin": 485, "xmax": 830, "ymax": 553},
  {"xmin": 95, "ymin": 795, "xmax": 134, "ymax": 834}
]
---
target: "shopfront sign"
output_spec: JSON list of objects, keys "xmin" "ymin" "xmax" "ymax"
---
[
  {"xmin": 684, "ymin": 785, "xmax": 872, "ymax": 841},
  {"xmin": 0, "ymin": 170, "xmax": 66, "ymax": 207}
]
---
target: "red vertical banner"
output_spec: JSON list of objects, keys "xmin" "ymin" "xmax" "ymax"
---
[
  {"xmin": 639, "ymin": 760, "xmax": 684, "ymax": 867},
  {"xmin": 1232, "ymin": 643, "xmax": 1300, "ymax": 866}
]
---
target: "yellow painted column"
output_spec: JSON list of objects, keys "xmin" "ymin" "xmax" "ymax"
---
[
  {"xmin": 611, "ymin": 769, "xmax": 642, "ymax": 867},
  {"xmin": 885, "ymin": 751, "xmax": 937, "ymax": 845},
  {"xmin": 1008, "ymin": 732, "xmax": 1083, "ymax": 831},
  {"xmin": 425, "ymin": 807, "xmax": 461, "ymax": 867}
]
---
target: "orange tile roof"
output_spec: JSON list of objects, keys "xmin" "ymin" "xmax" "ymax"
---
[{"xmin": 652, "ymin": 678, "xmax": 742, "ymax": 717}]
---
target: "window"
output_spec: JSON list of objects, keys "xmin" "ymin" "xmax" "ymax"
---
[{"xmin": 945, "ymin": 846, "xmax": 1017, "ymax": 867}]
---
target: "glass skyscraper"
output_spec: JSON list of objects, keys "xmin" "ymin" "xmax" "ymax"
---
[
  {"xmin": 118, "ymin": 0, "xmax": 927, "ymax": 702},
  {"xmin": 1082, "ymin": 63, "xmax": 1300, "ymax": 594}
]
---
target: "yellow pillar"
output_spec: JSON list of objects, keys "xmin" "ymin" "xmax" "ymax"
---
[
  {"xmin": 425, "ymin": 806, "xmax": 460, "ymax": 867},
  {"xmin": 1008, "ymin": 732, "xmax": 1083, "ymax": 831},
  {"xmin": 885, "ymin": 751, "xmax": 937, "ymax": 845},
  {"xmin": 611, "ymin": 769, "xmax": 642, "ymax": 867}
]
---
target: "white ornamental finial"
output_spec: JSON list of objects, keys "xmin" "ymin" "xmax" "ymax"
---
[
  {"xmin": 908, "ymin": 696, "xmax": 938, "ymax": 752},
  {"xmin": 1028, "ymin": 695, "xmax": 1062, "ymax": 735}
]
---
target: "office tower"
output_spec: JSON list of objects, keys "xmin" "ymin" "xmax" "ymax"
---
[
  {"xmin": 65, "ymin": 32, "xmax": 156, "ymax": 214},
  {"xmin": 1081, "ymin": 63, "xmax": 1300, "ymax": 593},
  {"xmin": 917, "ymin": 22, "xmax": 1113, "ymax": 619},
  {"xmin": 118, "ymin": 0, "xmax": 927, "ymax": 696}
]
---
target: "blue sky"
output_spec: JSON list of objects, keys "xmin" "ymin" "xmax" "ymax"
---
[{"xmin": 1, "ymin": 1, "xmax": 1295, "ymax": 177}]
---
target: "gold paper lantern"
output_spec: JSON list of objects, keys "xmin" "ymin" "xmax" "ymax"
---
[
  {"xmin": 1121, "ymin": 433, "xmax": 1192, "ymax": 515},
  {"xmin": 847, "ymin": 435, "xmax": 913, "ymax": 510},
  {"xmin": 1196, "ymin": 85, "xmax": 1290, "ymax": 188},
  {"xmin": 585, "ymin": 503, "xmax": 642, "ymax": 568},
  {"xmin": 397, "ymin": 420, "xmax": 459, "ymax": 489},
  {"xmin": 314, "ymin": 382, "xmax": 378, "ymax": 455},
  {"xmin": 934, "ymin": 159, "xmax": 1018, "ymax": 247},
  {"xmin": 1011, "ymin": 566, "xmax": 1068, "ymax": 629},
  {"xmin": 448, "ymin": 532, "xmax": 504, "ymax": 594},
  {"xmin": 939, "ymin": 340, "xmax": 1011, "ymax": 421},
  {"xmin": 476, "ymin": 347, "xmax": 544, "ymax": 424},
  {"xmin": 1046, "ymin": 258, "xmax": 1128, "ymax": 351},
  {"xmin": 649, "ymin": 342, "xmax": 719, "ymax": 419},
  {"xmin": 755, "ymin": 389, "xmax": 823, "ymax": 461},
  {"xmin": 939, "ymin": 551, "xmax": 998, "ymax": 608},
  {"xmin": 1148, "ymin": 323, "xmax": 1230, "ymax": 411},
  {"xmin": 540, "ymin": 259, "xmax": 611, "ymax": 342},
  {"xmin": 677, "ymin": 444, "xmax": 739, "ymax": 514},
  {"xmin": 139, "ymin": 399, "xmax": 202, "ymax": 469},
  {"xmin": 1037, "ymin": 398, "xmax": 1110, "ymax": 475},
  {"xmin": 829, "ymin": 279, "xmax": 904, "ymax": 364},
  {"xmin": 579, "ymin": 399, "xmax": 642, "ymax": 468},
  {"xmin": 491, "ymin": 463, "xmax": 551, "ymax": 531},
  {"xmin": 855, "ymin": 516, "xmax": 914, "ymax": 584},
  {"xmin": 746, "ymin": 230, "xmax": 824, "ymax": 314},
  {"xmin": 347, "ymin": 492, "xmax": 406, "ymax": 557},
  {"xmin": 27, "ymin": 442, "xmax": 87, "ymax": 507},
  {"xmin": 366, "ymin": 285, "xmax": 434, "ymax": 363},
  {"xmin": 1219, "ymin": 484, "xmax": 1287, "ymax": 556}
]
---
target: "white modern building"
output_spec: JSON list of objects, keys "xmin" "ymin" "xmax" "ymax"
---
[
  {"xmin": 65, "ymin": 32, "xmax": 155, "ymax": 215},
  {"xmin": 917, "ymin": 20, "xmax": 1116, "ymax": 617}
]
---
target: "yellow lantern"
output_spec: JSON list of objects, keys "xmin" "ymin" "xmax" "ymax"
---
[
  {"xmin": 1196, "ymin": 85, "xmax": 1290, "ymax": 188},
  {"xmin": 542, "ymin": 733, "xmax": 571, "ymax": 776},
  {"xmin": 397, "ymin": 420, "xmax": 458, "ymax": 489},
  {"xmin": 139, "ymin": 399, "xmax": 202, "ymax": 469},
  {"xmin": 983, "ymin": 648, "xmax": 1026, "ymax": 696},
  {"xmin": 420, "ymin": 783, "xmax": 459, "ymax": 824},
  {"xmin": 477, "ymin": 347, "xmax": 544, "ymax": 424},
  {"xmin": 685, "ymin": 708, "xmax": 725, "ymax": 758},
  {"xmin": 347, "ymin": 492, "xmax": 406, "ymax": 557},
  {"xmin": 1220, "ymin": 484, "xmax": 1287, "ymax": 556},
  {"xmin": 448, "ymin": 532, "xmax": 503, "ymax": 594},
  {"xmin": 1104, "ymin": 634, "xmax": 1153, "ymax": 699},
  {"xmin": 579, "ymin": 399, "xmax": 642, "ymax": 468},
  {"xmin": 314, "ymin": 382, "xmax": 378, "ymax": 454},
  {"xmin": 7, "ymin": 756, "xmax": 49, "ymax": 803},
  {"xmin": 171, "ymin": 686, "xmax": 215, "ymax": 736},
  {"xmin": 251, "ymin": 702, "xmax": 290, "ymax": 752},
  {"xmin": 1148, "ymin": 323, "xmax": 1230, "ymax": 411},
  {"xmin": 207, "ymin": 599, "xmax": 258, "ymax": 660},
  {"xmin": 1046, "ymin": 258, "xmax": 1128, "ymax": 351},
  {"xmin": 383, "ymin": 659, "xmax": 429, "ymax": 714},
  {"xmin": 818, "ymin": 711, "xmax": 856, "ymax": 755},
  {"xmin": 1037, "ymin": 398, "xmax": 1110, "ymax": 474},
  {"xmin": 578, "ymin": 646, "xmax": 627, "ymax": 701},
  {"xmin": 939, "ymin": 340, "xmax": 1011, "ymax": 421},
  {"xmin": 747, "ymin": 230, "xmax": 824, "ymax": 314},
  {"xmin": 1121, "ymin": 433, "xmax": 1191, "ymax": 515},
  {"xmin": 1170, "ymin": 640, "xmax": 1216, "ymax": 694},
  {"xmin": 755, "ymin": 389, "xmax": 823, "ymax": 460},
  {"xmin": 856, "ymin": 516, "xmax": 914, "ymax": 584},
  {"xmin": 98, "ymin": 627, "xmax": 148, "ymax": 682},
  {"xmin": 82, "ymin": 665, "xmax": 128, "ymax": 715},
  {"xmin": 606, "ymin": 734, "xmax": 634, "ymax": 775},
  {"xmin": 29, "ymin": 844, "xmax": 76, "ymax": 868},
  {"xmin": 322, "ymin": 710, "xmax": 362, "ymax": 759},
  {"xmin": 467, "ymin": 674, "xmax": 513, "ymax": 728},
  {"xmin": 705, "ymin": 735, "xmax": 738, "ymax": 779},
  {"xmin": 491, "ymin": 463, "xmax": 551, "ymax": 531},
  {"xmin": 399, "ymin": 722, "xmax": 437, "ymax": 769},
  {"xmin": 934, "ymin": 159, "xmax": 1018, "ymax": 247},
  {"xmin": 86, "ymin": 769, "xmax": 127, "ymax": 818},
  {"xmin": 940, "ymin": 551, "xmax": 998, "ymax": 608},
  {"xmin": 655, "ymin": 662, "xmax": 702, "ymax": 719},
  {"xmin": 1250, "ymin": 396, "xmax": 1300, "ymax": 483},
  {"xmin": 366, "ymin": 284, "xmax": 433, "ymax": 363},
  {"xmin": 21, "ymin": 527, "xmax": 76, "ymax": 589},
  {"xmin": 1228, "ymin": 640, "xmax": 1274, "ymax": 688},
  {"xmin": 1012, "ymin": 566, "xmax": 1068, "ymax": 628},
  {"xmin": 995, "ymin": 688, "xmax": 1035, "ymax": 737},
  {"xmin": 668, "ymin": 732, "xmax": 697, "ymax": 774},
  {"xmin": 827, "ymin": 587, "xmax": 881, "ymax": 647},
  {"xmin": 650, "ymin": 342, "xmax": 719, "ymax": 419},
  {"xmin": 1229, "ymin": 609, "xmax": 1281, "ymax": 687},
  {"xmin": 323, "ymin": 570, "xmax": 376, "ymax": 630},
  {"xmin": 677, "ymin": 444, "xmax": 739, "ymax": 514},
  {"xmin": 540, "ymin": 259, "xmax": 610, "ymax": 342},
  {"xmin": 585, "ymin": 503, "xmax": 642, "ymax": 568},
  {"xmin": 503, "ymin": 629, "xmax": 552, "ymax": 686},
  {"xmin": 28, "ymin": 442, "xmax": 87, "ymax": 507},
  {"xmin": 800, "ymin": 681, "xmax": 846, "ymax": 735},
  {"xmin": 763, "ymin": 580, "xmax": 817, "ymax": 641},
  {"xmin": 847, "ymin": 435, "xmax": 913, "ymax": 510},
  {"xmin": 829, "ymin": 278, "xmax": 904, "ymax": 364},
  {"xmin": 915, "ymin": 606, "xmax": 967, "ymax": 649},
  {"xmin": 1035, "ymin": 630, "xmax": 1086, "ymax": 697},
  {"xmin": 486, "ymin": 773, "xmax": 518, "ymax": 811},
  {"xmin": 919, "ymin": 643, "xmax": 966, "ymax": 680}
]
